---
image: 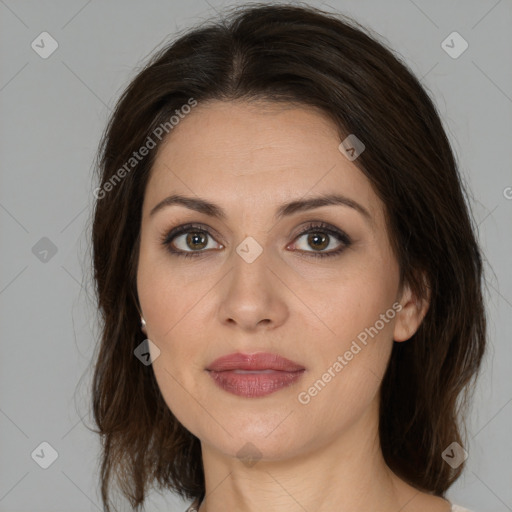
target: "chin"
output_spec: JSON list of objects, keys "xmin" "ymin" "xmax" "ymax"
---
[{"xmin": 197, "ymin": 412, "xmax": 310, "ymax": 460}]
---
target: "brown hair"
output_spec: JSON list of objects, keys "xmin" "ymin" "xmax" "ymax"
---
[{"xmin": 88, "ymin": 3, "xmax": 486, "ymax": 510}]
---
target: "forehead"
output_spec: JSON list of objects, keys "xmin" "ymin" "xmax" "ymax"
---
[{"xmin": 144, "ymin": 100, "xmax": 379, "ymax": 221}]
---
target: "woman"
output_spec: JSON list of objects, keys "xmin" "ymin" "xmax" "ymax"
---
[{"xmin": 90, "ymin": 4, "xmax": 486, "ymax": 512}]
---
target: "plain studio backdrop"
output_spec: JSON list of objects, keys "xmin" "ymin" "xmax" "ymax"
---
[{"xmin": 0, "ymin": 1, "xmax": 511, "ymax": 511}]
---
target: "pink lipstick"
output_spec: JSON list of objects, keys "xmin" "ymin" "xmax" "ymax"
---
[{"xmin": 206, "ymin": 352, "xmax": 305, "ymax": 398}]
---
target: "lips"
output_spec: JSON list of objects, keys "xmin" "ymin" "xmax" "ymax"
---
[
  {"xmin": 206, "ymin": 352, "xmax": 305, "ymax": 398},
  {"xmin": 206, "ymin": 352, "xmax": 305, "ymax": 372}
]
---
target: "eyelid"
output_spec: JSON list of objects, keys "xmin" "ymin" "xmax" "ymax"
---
[
  {"xmin": 160, "ymin": 222, "xmax": 224, "ymax": 246},
  {"xmin": 290, "ymin": 221, "xmax": 351, "ymax": 245},
  {"xmin": 158, "ymin": 224, "xmax": 221, "ymax": 259}
]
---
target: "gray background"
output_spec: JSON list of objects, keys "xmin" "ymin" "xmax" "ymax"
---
[{"xmin": 0, "ymin": 0, "xmax": 511, "ymax": 511}]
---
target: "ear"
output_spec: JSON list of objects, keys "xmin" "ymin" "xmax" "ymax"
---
[{"xmin": 393, "ymin": 274, "xmax": 430, "ymax": 342}]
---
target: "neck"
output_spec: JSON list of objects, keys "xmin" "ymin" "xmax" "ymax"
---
[{"xmin": 197, "ymin": 397, "xmax": 424, "ymax": 512}]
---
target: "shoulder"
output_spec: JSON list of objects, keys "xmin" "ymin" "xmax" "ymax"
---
[{"xmin": 451, "ymin": 504, "xmax": 476, "ymax": 512}]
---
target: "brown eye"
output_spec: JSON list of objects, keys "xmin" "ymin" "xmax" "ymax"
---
[
  {"xmin": 291, "ymin": 222, "xmax": 351, "ymax": 258},
  {"xmin": 306, "ymin": 232, "xmax": 329, "ymax": 251},
  {"xmin": 160, "ymin": 223, "xmax": 223, "ymax": 258},
  {"xmin": 184, "ymin": 231, "xmax": 208, "ymax": 251}
]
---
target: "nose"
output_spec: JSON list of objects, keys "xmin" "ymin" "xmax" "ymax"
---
[{"xmin": 217, "ymin": 243, "xmax": 289, "ymax": 332}]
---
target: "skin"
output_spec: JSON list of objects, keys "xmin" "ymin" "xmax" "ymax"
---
[{"xmin": 136, "ymin": 100, "xmax": 450, "ymax": 512}]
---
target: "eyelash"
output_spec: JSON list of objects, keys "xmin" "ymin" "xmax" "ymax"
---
[{"xmin": 159, "ymin": 221, "xmax": 352, "ymax": 259}]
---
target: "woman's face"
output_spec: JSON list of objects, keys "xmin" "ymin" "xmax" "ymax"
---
[{"xmin": 137, "ymin": 100, "xmax": 422, "ymax": 461}]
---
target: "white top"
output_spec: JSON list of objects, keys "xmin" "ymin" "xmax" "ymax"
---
[{"xmin": 185, "ymin": 498, "xmax": 475, "ymax": 511}]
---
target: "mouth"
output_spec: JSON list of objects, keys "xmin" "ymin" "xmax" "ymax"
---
[
  {"xmin": 206, "ymin": 351, "xmax": 305, "ymax": 372},
  {"xmin": 230, "ymin": 369, "xmax": 283, "ymax": 374},
  {"xmin": 205, "ymin": 352, "xmax": 306, "ymax": 398},
  {"xmin": 207, "ymin": 368, "xmax": 305, "ymax": 398}
]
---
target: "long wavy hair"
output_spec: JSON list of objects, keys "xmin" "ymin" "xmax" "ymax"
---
[{"xmin": 88, "ymin": 3, "xmax": 487, "ymax": 510}]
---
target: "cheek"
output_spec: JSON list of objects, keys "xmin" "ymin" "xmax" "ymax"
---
[
  {"xmin": 137, "ymin": 242, "xmax": 207, "ymax": 345},
  {"xmin": 137, "ymin": 262, "xmax": 207, "ymax": 427},
  {"xmin": 136, "ymin": 249, "xmax": 212, "ymax": 407},
  {"xmin": 295, "ymin": 246, "xmax": 399, "ymax": 412},
  {"xmin": 138, "ymin": 272, "xmax": 205, "ymax": 376},
  {"xmin": 295, "ymin": 300, "xmax": 395, "ymax": 438},
  {"xmin": 305, "ymin": 245, "xmax": 399, "ymax": 352}
]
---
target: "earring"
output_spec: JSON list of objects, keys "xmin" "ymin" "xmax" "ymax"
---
[{"xmin": 140, "ymin": 317, "xmax": 146, "ymax": 331}]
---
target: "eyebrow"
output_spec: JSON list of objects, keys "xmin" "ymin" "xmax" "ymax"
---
[{"xmin": 149, "ymin": 193, "xmax": 372, "ymax": 223}]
